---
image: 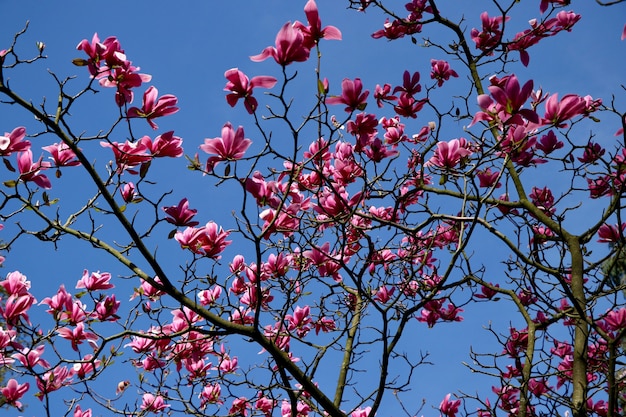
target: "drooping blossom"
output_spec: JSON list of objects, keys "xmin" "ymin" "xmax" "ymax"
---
[
  {"xmin": 294, "ymin": 0, "xmax": 342, "ymax": 49},
  {"xmin": 430, "ymin": 59, "xmax": 458, "ymax": 87},
  {"xmin": 42, "ymin": 142, "xmax": 80, "ymax": 168},
  {"xmin": 162, "ymin": 198, "xmax": 199, "ymax": 227},
  {"xmin": 127, "ymin": 86, "xmax": 179, "ymax": 129},
  {"xmin": 200, "ymin": 123, "xmax": 252, "ymax": 172},
  {"xmin": 17, "ymin": 150, "xmax": 52, "ymax": 189},
  {"xmin": 326, "ymin": 78, "xmax": 369, "ymax": 112},
  {"xmin": 250, "ymin": 22, "xmax": 310, "ymax": 65},
  {"xmin": 224, "ymin": 68, "xmax": 277, "ymax": 114}
]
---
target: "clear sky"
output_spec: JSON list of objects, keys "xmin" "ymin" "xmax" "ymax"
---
[{"xmin": 0, "ymin": 1, "xmax": 625, "ymax": 416}]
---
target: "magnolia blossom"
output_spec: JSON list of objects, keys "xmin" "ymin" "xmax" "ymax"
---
[
  {"xmin": 1, "ymin": 379, "xmax": 29, "ymax": 409},
  {"xmin": 200, "ymin": 123, "xmax": 252, "ymax": 172},
  {"xmin": 224, "ymin": 68, "xmax": 277, "ymax": 114},
  {"xmin": 141, "ymin": 393, "xmax": 170, "ymax": 413},
  {"xmin": 294, "ymin": 0, "xmax": 342, "ymax": 48},
  {"xmin": 326, "ymin": 78, "xmax": 369, "ymax": 112},
  {"xmin": 127, "ymin": 86, "xmax": 179, "ymax": 129},
  {"xmin": 250, "ymin": 22, "xmax": 310, "ymax": 65}
]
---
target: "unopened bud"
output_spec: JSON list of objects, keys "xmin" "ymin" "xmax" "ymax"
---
[
  {"xmin": 36, "ymin": 41, "xmax": 45, "ymax": 53},
  {"xmin": 428, "ymin": 121, "xmax": 436, "ymax": 131}
]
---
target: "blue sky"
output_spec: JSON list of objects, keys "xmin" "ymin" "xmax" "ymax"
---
[{"xmin": 1, "ymin": 1, "xmax": 625, "ymax": 416}]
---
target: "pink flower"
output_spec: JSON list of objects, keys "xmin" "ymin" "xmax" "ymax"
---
[
  {"xmin": 144, "ymin": 131, "xmax": 184, "ymax": 158},
  {"xmin": 294, "ymin": 0, "xmax": 342, "ymax": 49},
  {"xmin": 326, "ymin": 78, "xmax": 369, "ymax": 112},
  {"xmin": 200, "ymin": 123, "xmax": 252, "ymax": 172},
  {"xmin": 127, "ymin": 86, "xmax": 179, "ymax": 129},
  {"xmin": 120, "ymin": 182, "xmax": 137, "ymax": 203},
  {"xmin": 42, "ymin": 142, "xmax": 80, "ymax": 167},
  {"xmin": 373, "ymin": 285, "xmax": 395, "ymax": 303},
  {"xmin": 224, "ymin": 68, "xmax": 277, "ymax": 114},
  {"xmin": 351, "ymin": 407, "xmax": 371, "ymax": 417},
  {"xmin": 604, "ymin": 308, "xmax": 626, "ymax": 331},
  {"xmin": 100, "ymin": 140, "xmax": 151, "ymax": 173},
  {"xmin": 597, "ymin": 223, "xmax": 625, "ymax": 243},
  {"xmin": 0, "ymin": 127, "xmax": 30, "ymax": 156},
  {"xmin": 200, "ymin": 383, "xmax": 223, "ymax": 408},
  {"xmin": 250, "ymin": 22, "xmax": 310, "ymax": 66},
  {"xmin": 74, "ymin": 405, "xmax": 93, "ymax": 417},
  {"xmin": 76, "ymin": 33, "xmax": 123, "ymax": 77},
  {"xmin": 76, "ymin": 269, "xmax": 114, "ymax": 291},
  {"xmin": 430, "ymin": 59, "xmax": 459, "ymax": 87},
  {"xmin": 0, "ymin": 271, "xmax": 31, "ymax": 297},
  {"xmin": 163, "ymin": 198, "xmax": 199, "ymax": 227},
  {"xmin": 56, "ymin": 322, "xmax": 98, "ymax": 351},
  {"xmin": 440, "ymin": 393, "xmax": 461, "ymax": 417},
  {"xmin": 17, "ymin": 150, "xmax": 52, "ymax": 189},
  {"xmin": 141, "ymin": 393, "xmax": 170, "ymax": 413},
  {"xmin": 426, "ymin": 138, "xmax": 472, "ymax": 169},
  {"xmin": 476, "ymin": 167, "xmax": 501, "ymax": 188},
  {"xmin": 198, "ymin": 286, "xmax": 222, "ymax": 306},
  {"xmin": 1, "ymin": 294, "xmax": 36, "ymax": 327},
  {"xmin": 175, "ymin": 221, "xmax": 232, "ymax": 258},
  {"xmin": 542, "ymin": 93, "xmax": 587, "ymax": 127},
  {"xmin": 1, "ymin": 379, "xmax": 29, "ymax": 409}
]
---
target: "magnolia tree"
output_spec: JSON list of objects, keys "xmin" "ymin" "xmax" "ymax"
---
[{"xmin": 0, "ymin": 1, "xmax": 625, "ymax": 416}]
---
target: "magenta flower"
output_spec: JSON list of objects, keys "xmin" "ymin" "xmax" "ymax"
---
[
  {"xmin": 127, "ymin": 86, "xmax": 179, "ymax": 130},
  {"xmin": 143, "ymin": 131, "xmax": 184, "ymax": 158},
  {"xmin": 224, "ymin": 68, "xmax": 277, "ymax": 114},
  {"xmin": 597, "ymin": 223, "xmax": 625, "ymax": 243},
  {"xmin": 394, "ymin": 70, "xmax": 421, "ymax": 96},
  {"xmin": 1, "ymin": 379, "xmax": 29, "ymax": 410},
  {"xmin": 542, "ymin": 93, "xmax": 587, "ymax": 127},
  {"xmin": 100, "ymin": 140, "xmax": 151, "ymax": 173},
  {"xmin": 162, "ymin": 198, "xmax": 199, "ymax": 227},
  {"xmin": 76, "ymin": 33, "xmax": 124, "ymax": 77},
  {"xmin": 440, "ymin": 394, "xmax": 461, "ymax": 417},
  {"xmin": 120, "ymin": 182, "xmax": 137, "ymax": 203},
  {"xmin": 56, "ymin": 322, "xmax": 98, "ymax": 351},
  {"xmin": 76, "ymin": 270, "xmax": 114, "ymax": 291},
  {"xmin": 141, "ymin": 393, "xmax": 170, "ymax": 413},
  {"xmin": 425, "ymin": 138, "xmax": 472, "ymax": 169},
  {"xmin": 0, "ymin": 126, "xmax": 31, "ymax": 156},
  {"xmin": 200, "ymin": 122, "xmax": 252, "ymax": 172},
  {"xmin": 250, "ymin": 22, "xmax": 310, "ymax": 66},
  {"xmin": 175, "ymin": 221, "xmax": 232, "ymax": 258},
  {"xmin": 17, "ymin": 150, "xmax": 52, "ymax": 189},
  {"xmin": 430, "ymin": 59, "xmax": 458, "ymax": 87},
  {"xmin": 42, "ymin": 142, "xmax": 80, "ymax": 167},
  {"xmin": 326, "ymin": 78, "xmax": 369, "ymax": 112},
  {"xmin": 294, "ymin": 0, "xmax": 342, "ymax": 49}
]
